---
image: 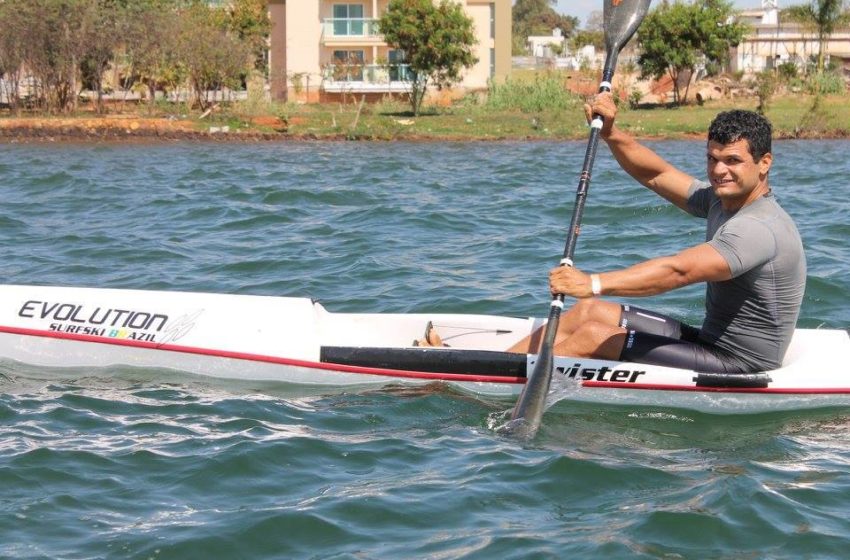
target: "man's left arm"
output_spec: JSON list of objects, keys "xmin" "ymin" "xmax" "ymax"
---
[{"xmin": 551, "ymin": 244, "xmax": 732, "ymax": 298}]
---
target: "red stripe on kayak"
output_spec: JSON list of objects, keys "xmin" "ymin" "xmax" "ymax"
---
[
  {"xmin": 0, "ymin": 325, "xmax": 527, "ymax": 385},
  {"xmin": 582, "ymin": 381, "xmax": 850, "ymax": 394}
]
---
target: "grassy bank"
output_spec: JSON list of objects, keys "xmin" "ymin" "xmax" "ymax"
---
[
  {"xmin": 276, "ymin": 93, "xmax": 849, "ymax": 140},
  {"xmin": 2, "ymin": 91, "xmax": 849, "ymax": 142}
]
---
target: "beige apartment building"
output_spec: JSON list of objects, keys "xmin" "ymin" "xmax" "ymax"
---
[
  {"xmin": 267, "ymin": 0, "xmax": 511, "ymax": 102},
  {"xmin": 731, "ymin": 1, "xmax": 850, "ymax": 75}
]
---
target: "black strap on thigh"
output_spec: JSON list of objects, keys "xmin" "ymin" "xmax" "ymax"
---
[{"xmin": 618, "ymin": 304, "xmax": 700, "ymax": 342}]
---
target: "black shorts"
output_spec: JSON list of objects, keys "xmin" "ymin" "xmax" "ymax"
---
[{"xmin": 617, "ymin": 305, "xmax": 747, "ymax": 373}]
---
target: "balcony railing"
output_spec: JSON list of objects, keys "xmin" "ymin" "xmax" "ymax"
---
[
  {"xmin": 322, "ymin": 18, "xmax": 381, "ymax": 38},
  {"xmin": 322, "ymin": 64, "xmax": 415, "ymax": 92}
]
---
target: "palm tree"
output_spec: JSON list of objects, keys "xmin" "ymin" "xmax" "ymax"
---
[{"xmin": 783, "ymin": 0, "xmax": 850, "ymax": 73}]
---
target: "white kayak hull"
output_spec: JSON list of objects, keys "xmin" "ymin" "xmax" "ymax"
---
[{"xmin": 1, "ymin": 284, "xmax": 849, "ymax": 414}]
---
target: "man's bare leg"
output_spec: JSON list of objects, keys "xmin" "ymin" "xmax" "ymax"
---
[
  {"xmin": 416, "ymin": 299, "xmax": 626, "ymax": 359},
  {"xmin": 506, "ymin": 298, "xmax": 623, "ymax": 355},
  {"xmin": 553, "ymin": 321, "xmax": 627, "ymax": 360}
]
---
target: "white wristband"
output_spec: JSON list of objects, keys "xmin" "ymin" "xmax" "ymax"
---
[{"xmin": 591, "ymin": 274, "xmax": 602, "ymax": 296}]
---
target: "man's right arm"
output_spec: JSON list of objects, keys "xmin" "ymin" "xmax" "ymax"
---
[{"xmin": 588, "ymin": 94, "xmax": 696, "ymax": 212}]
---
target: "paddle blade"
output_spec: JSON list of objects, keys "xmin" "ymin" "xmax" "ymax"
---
[
  {"xmin": 604, "ymin": 0, "xmax": 652, "ymax": 53},
  {"xmin": 503, "ymin": 339, "xmax": 556, "ymax": 440}
]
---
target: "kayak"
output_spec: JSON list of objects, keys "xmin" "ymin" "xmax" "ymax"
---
[{"xmin": 1, "ymin": 284, "xmax": 848, "ymax": 414}]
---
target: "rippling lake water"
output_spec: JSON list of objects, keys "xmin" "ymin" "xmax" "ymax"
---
[{"xmin": 1, "ymin": 139, "xmax": 848, "ymax": 558}]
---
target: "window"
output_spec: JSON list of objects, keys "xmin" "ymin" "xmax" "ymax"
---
[
  {"xmin": 490, "ymin": 3, "xmax": 495, "ymax": 40},
  {"xmin": 490, "ymin": 48, "xmax": 495, "ymax": 79},
  {"xmin": 388, "ymin": 50, "xmax": 409, "ymax": 81},
  {"xmin": 332, "ymin": 50, "xmax": 365, "ymax": 81},
  {"xmin": 333, "ymin": 4, "xmax": 364, "ymax": 35}
]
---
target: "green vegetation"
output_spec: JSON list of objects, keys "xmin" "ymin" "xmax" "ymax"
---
[
  {"xmin": 3, "ymin": 59, "xmax": 849, "ymax": 142},
  {"xmin": 637, "ymin": 0, "xmax": 747, "ymax": 105},
  {"xmin": 607, "ymin": 95, "xmax": 850, "ymax": 140},
  {"xmin": 379, "ymin": 0, "xmax": 478, "ymax": 117},
  {"xmin": 20, "ymin": 90, "xmax": 844, "ymax": 142},
  {"xmin": 512, "ymin": 0, "xmax": 580, "ymax": 55},
  {"xmin": 0, "ymin": 0, "xmax": 268, "ymax": 114},
  {"xmin": 751, "ymin": 70, "xmax": 778, "ymax": 115},
  {"xmin": 569, "ymin": 29, "xmax": 604, "ymax": 52},
  {"xmin": 356, "ymin": 94, "xmax": 843, "ymax": 140},
  {"xmin": 485, "ymin": 73, "xmax": 580, "ymax": 113}
]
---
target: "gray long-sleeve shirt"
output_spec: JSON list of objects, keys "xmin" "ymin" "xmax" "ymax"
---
[{"xmin": 686, "ymin": 180, "xmax": 806, "ymax": 371}]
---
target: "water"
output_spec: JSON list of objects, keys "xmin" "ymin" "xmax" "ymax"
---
[{"xmin": 1, "ymin": 139, "xmax": 848, "ymax": 558}]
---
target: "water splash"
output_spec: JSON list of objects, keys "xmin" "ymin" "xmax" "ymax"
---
[{"xmin": 489, "ymin": 372, "xmax": 584, "ymax": 437}]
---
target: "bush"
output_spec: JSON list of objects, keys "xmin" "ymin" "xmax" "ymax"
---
[
  {"xmin": 806, "ymin": 71, "xmax": 845, "ymax": 95},
  {"xmin": 486, "ymin": 74, "xmax": 579, "ymax": 113},
  {"xmin": 627, "ymin": 88, "xmax": 643, "ymax": 109},
  {"xmin": 797, "ymin": 94, "xmax": 831, "ymax": 135},
  {"xmin": 777, "ymin": 61, "xmax": 798, "ymax": 82},
  {"xmin": 750, "ymin": 70, "xmax": 777, "ymax": 114}
]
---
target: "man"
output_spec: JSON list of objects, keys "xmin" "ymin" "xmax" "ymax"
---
[
  {"xmin": 422, "ymin": 93, "xmax": 805, "ymax": 373},
  {"xmin": 508, "ymin": 93, "xmax": 806, "ymax": 373}
]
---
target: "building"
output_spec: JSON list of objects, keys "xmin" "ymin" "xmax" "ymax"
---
[
  {"xmin": 527, "ymin": 28, "xmax": 566, "ymax": 59},
  {"xmin": 730, "ymin": 0, "xmax": 850, "ymax": 75},
  {"xmin": 267, "ymin": 0, "xmax": 511, "ymax": 102}
]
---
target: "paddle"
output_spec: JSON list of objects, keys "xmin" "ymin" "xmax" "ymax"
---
[{"xmin": 505, "ymin": 0, "xmax": 653, "ymax": 439}]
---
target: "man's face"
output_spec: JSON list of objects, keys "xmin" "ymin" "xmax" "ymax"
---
[{"xmin": 706, "ymin": 138, "xmax": 772, "ymax": 207}]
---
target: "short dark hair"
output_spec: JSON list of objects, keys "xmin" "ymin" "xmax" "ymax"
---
[{"xmin": 707, "ymin": 110, "xmax": 772, "ymax": 160}]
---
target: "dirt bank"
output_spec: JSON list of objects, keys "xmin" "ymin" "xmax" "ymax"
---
[{"xmin": 0, "ymin": 115, "xmax": 289, "ymax": 143}]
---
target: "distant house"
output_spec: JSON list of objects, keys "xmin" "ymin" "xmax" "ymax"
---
[
  {"xmin": 730, "ymin": 0, "xmax": 850, "ymax": 74},
  {"xmin": 267, "ymin": 0, "xmax": 512, "ymax": 103},
  {"xmin": 527, "ymin": 29, "xmax": 566, "ymax": 59}
]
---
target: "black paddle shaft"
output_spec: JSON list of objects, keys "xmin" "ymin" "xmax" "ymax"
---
[{"xmin": 562, "ymin": 63, "xmax": 617, "ymax": 272}]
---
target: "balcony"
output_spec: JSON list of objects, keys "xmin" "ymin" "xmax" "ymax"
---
[
  {"xmin": 322, "ymin": 64, "xmax": 415, "ymax": 93},
  {"xmin": 322, "ymin": 18, "xmax": 382, "ymax": 43}
]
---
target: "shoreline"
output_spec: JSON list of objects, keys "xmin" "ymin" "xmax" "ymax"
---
[{"xmin": 2, "ymin": 112, "xmax": 849, "ymax": 144}]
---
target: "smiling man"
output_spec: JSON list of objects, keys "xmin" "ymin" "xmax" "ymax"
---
[{"xmin": 508, "ymin": 93, "xmax": 807, "ymax": 373}]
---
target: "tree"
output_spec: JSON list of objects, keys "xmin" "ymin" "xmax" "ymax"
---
[
  {"xmin": 224, "ymin": 0, "xmax": 272, "ymax": 74},
  {"xmin": 569, "ymin": 29, "xmax": 604, "ymax": 52},
  {"xmin": 585, "ymin": 10, "xmax": 604, "ymax": 32},
  {"xmin": 176, "ymin": 3, "xmax": 252, "ymax": 110},
  {"xmin": 121, "ymin": 0, "xmax": 182, "ymax": 106},
  {"xmin": 379, "ymin": 0, "xmax": 478, "ymax": 116},
  {"xmin": 14, "ymin": 0, "xmax": 93, "ymax": 113},
  {"xmin": 783, "ymin": 0, "xmax": 850, "ymax": 73},
  {"xmin": 0, "ymin": 0, "xmax": 26, "ymax": 113},
  {"xmin": 78, "ymin": 0, "xmax": 125, "ymax": 113},
  {"xmin": 637, "ymin": 0, "xmax": 746, "ymax": 105},
  {"xmin": 751, "ymin": 69, "xmax": 778, "ymax": 114},
  {"xmin": 513, "ymin": 0, "xmax": 579, "ymax": 55}
]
